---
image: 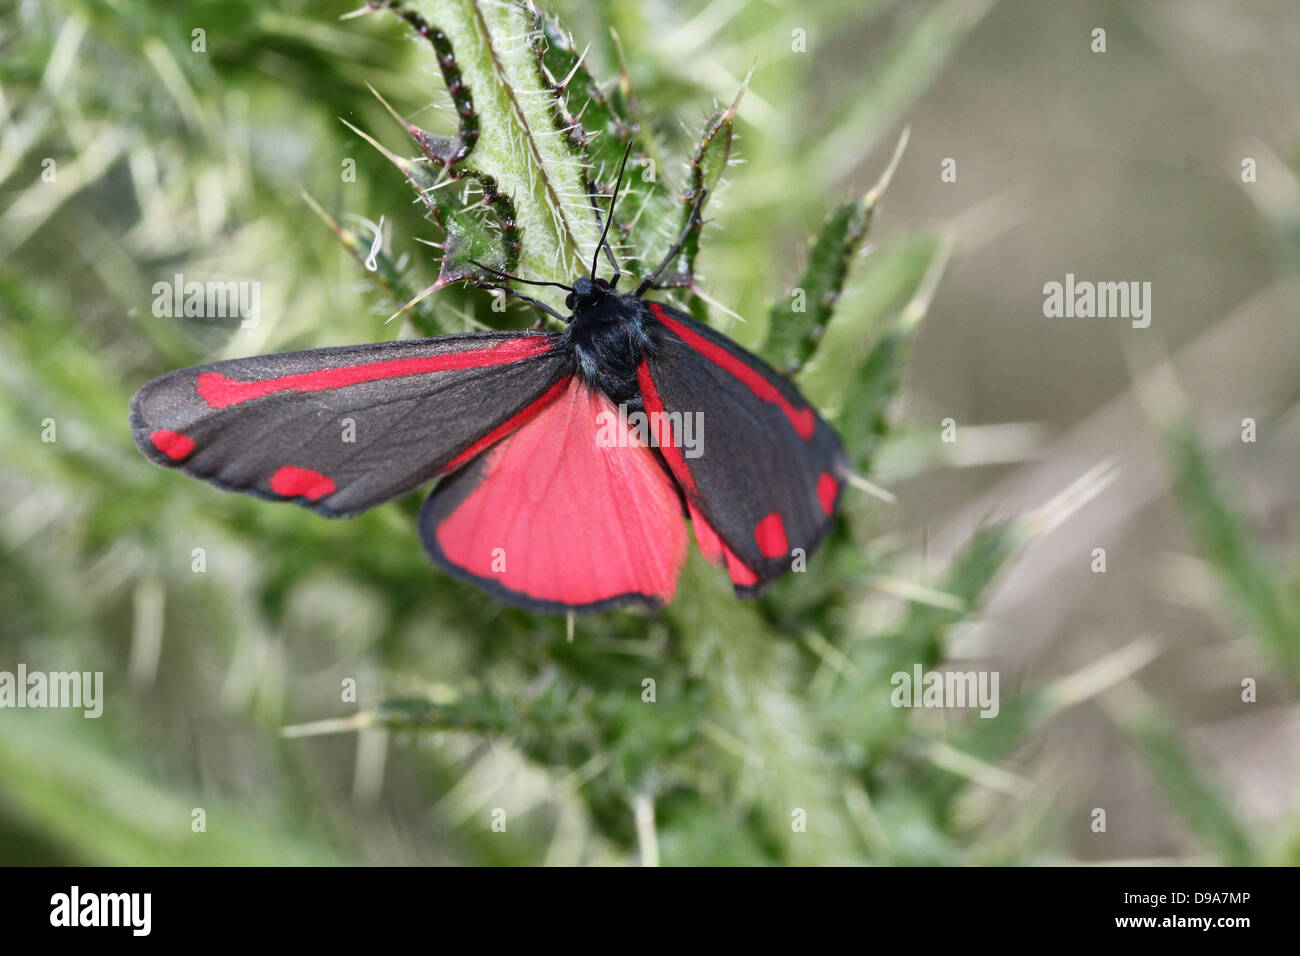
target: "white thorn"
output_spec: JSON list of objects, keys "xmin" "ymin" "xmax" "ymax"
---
[{"xmin": 849, "ymin": 472, "xmax": 897, "ymax": 504}]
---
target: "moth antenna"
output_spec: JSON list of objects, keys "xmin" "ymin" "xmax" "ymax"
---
[
  {"xmin": 592, "ymin": 141, "xmax": 634, "ymax": 282},
  {"xmin": 468, "ymin": 260, "xmax": 574, "ymax": 293}
]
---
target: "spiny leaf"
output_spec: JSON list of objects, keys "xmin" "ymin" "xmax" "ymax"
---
[
  {"xmin": 334, "ymin": 112, "xmax": 501, "ymax": 306},
  {"xmin": 363, "ymin": 87, "xmax": 524, "ymax": 281},
  {"xmin": 528, "ymin": 5, "xmax": 696, "ymax": 286},
  {"xmin": 890, "ymin": 519, "xmax": 1023, "ymax": 664},
  {"xmin": 1164, "ymin": 419, "xmax": 1300, "ymax": 683},
  {"xmin": 375, "ymin": 4, "xmax": 481, "ymax": 166},
  {"xmin": 820, "ymin": 516, "xmax": 1025, "ymax": 761},
  {"xmin": 763, "ymin": 201, "xmax": 870, "ymax": 371},
  {"xmin": 377, "ymin": 0, "xmax": 602, "ymax": 296},
  {"xmin": 372, "ymin": 690, "xmax": 578, "ymax": 735},
  {"xmin": 764, "ymin": 127, "xmax": 908, "ymax": 374},
  {"xmin": 1126, "ymin": 708, "xmax": 1256, "ymax": 865},
  {"xmin": 435, "ymin": 175, "xmax": 522, "ymax": 284},
  {"xmin": 526, "ymin": 6, "xmax": 653, "ymax": 279},
  {"xmin": 827, "ymin": 235, "xmax": 948, "ymax": 474},
  {"xmin": 528, "ymin": 9, "xmax": 639, "ymax": 175},
  {"xmin": 666, "ymin": 75, "xmax": 749, "ymax": 298}
]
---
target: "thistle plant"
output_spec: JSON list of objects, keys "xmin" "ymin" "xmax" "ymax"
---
[{"xmin": 3, "ymin": 0, "xmax": 1289, "ymax": 868}]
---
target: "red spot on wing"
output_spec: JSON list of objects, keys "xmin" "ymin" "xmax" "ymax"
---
[
  {"xmin": 438, "ymin": 377, "xmax": 569, "ymax": 474},
  {"xmin": 688, "ymin": 501, "xmax": 723, "ymax": 564},
  {"xmin": 816, "ymin": 472, "xmax": 839, "ymax": 515},
  {"xmin": 197, "ymin": 338, "xmax": 551, "ymax": 409},
  {"xmin": 150, "ymin": 429, "xmax": 195, "ymax": 461},
  {"xmin": 725, "ymin": 550, "xmax": 760, "ymax": 587},
  {"xmin": 270, "ymin": 466, "xmax": 336, "ymax": 501},
  {"xmin": 648, "ymin": 303, "xmax": 816, "ymax": 440},
  {"xmin": 754, "ymin": 512, "xmax": 788, "ymax": 558},
  {"xmin": 645, "ymin": 360, "xmax": 761, "ymax": 588},
  {"xmin": 688, "ymin": 501, "xmax": 759, "ymax": 588}
]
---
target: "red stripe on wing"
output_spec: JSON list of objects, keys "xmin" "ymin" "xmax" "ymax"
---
[
  {"xmin": 438, "ymin": 377, "xmax": 569, "ymax": 474},
  {"xmin": 196, "ymin": 338, "xmax": 552, "ymax": 409},
  {"xmin": 640, "ymin": 359, "xmax": 761, "ymax": 588},
  {"xmin": 648, "ymin": 303, "xmax": 815, "ymax": 440},
  {"xmin": 636, "ymin": 359, "xmax": 698, "ymax": 494},
  {"xmin": 687, "ymin": 501, "xmax": 759, "ymax": 588}
]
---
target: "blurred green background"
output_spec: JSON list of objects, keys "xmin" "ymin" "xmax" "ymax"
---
[{"xmin": 1, "ymin": 0, "xmax": 1298, "ymax": 865}]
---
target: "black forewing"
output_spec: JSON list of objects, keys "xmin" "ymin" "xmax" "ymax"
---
[
  {"xmin": 129, "ymin": 331, "xmax": 571, "ymax": 515},
  {"xmin": 640, "ymin": 302, "xmax": 849, "ymax": 590}
]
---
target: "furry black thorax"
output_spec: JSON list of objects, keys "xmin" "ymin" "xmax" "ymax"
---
[{"xmin": 559, "ymin": 280, "xmax": 661, "ymax": 407}]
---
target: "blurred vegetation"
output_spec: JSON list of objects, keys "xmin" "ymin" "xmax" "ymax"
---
[
  {"xmin": 1122, "ymin": 416, "xmax": 1300, "ymax": 866},
  {"xmin": 0, "ymin": 0, "xmax": 1296, "ymax": 865}
]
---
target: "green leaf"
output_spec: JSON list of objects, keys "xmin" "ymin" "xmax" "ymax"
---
[
  {"xmin": 371, "ymin": 689, "xmax": 577, "ymax": 736},
  {"xmin": 823, "ymin": 234, "xmax": 949, "ymax": 473},
  {"xmin": 380, "ymin": 0, "xmax": 604, "ymax": 296},
  {"xmin": 1126, "ymin": 709, "xmax": 1256, "ymax": 865},
  {"xmin": 530, "ymin": 13, "xmax": 753, "ymax": 292},
  {"xmin": 764, "ymin": 128, "xmax": 909, "ymax": 374},
  {"xmin": 1165, "ymin": 420, "xmax": 1300, "ymax": 683},
  {"xmin": 526, "ymin": 6, "xmax": 665, "ymax": 282},
  {"xmin": 892, "ymin": 519, "xmax": 1023, "ymax": 664},
  {"xmin": 667, "ymin": 77, "xmax": 748, "ymax": 294},
  {"xmin": 358, "ymin": 87, "xmax": 524, "ymax": 286}
]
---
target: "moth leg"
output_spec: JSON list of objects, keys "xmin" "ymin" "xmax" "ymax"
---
[
  {"xmin": 635, "ymin": 189, "xmax": 709, "ymax": 297},
  {"xmin": 481, "ymin": 284, "xmax": 571, "ymax": 326}
]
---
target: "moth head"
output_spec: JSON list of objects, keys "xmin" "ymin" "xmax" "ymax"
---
[{"xmin": 566, "ymin": 276, "xmax": 611, "ymax": 313}]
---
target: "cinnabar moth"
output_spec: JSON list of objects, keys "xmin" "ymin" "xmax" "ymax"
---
[{"xmin": 130, "ymin": 148, "xmax": 850, "ymax": 613}]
